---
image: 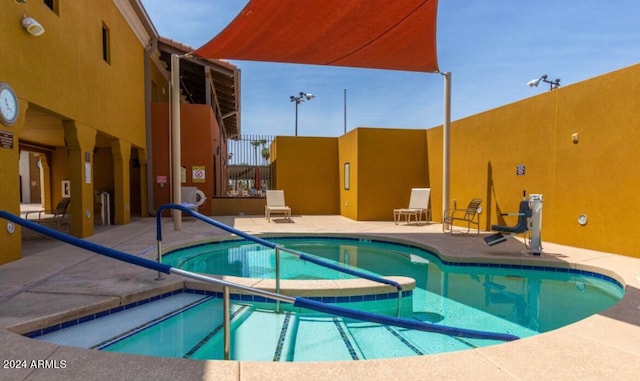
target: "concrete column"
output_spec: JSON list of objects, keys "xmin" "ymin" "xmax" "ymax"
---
[
  {"xmin": 0, "ymin": 99, "xmax": 28, "ymax": 264},
  {"xmin": 38, "ymin": 154, "xmax": 51, "ymax": 211},
  {"xmin": 110, "ymin": 139, "xmax": 132, "ymax": 225},
  {"xmin": 137, "ymin": 148, "xmax": 149, "ymax": 217},
  {"xmin": 63, "ymin": 120, "xmax": 96, "ymax": 238}
]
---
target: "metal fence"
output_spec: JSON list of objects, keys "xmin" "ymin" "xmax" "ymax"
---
[{"xmin": 226, "ymin": 134, "xmax": 274, "ymax": 197}]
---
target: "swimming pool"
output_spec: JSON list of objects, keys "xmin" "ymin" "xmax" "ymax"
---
[
  {"xmin": 163, "ymin": 236, "xmax": 622, "ymax": 332},
  {"xmin": 30, "ymin": 236, "xmax": 623, "ymax": 362}
]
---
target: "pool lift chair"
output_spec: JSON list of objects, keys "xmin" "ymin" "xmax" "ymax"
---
[{"xmin": 483, "ymin": 194, "xmax": 543, "ymax": 255}]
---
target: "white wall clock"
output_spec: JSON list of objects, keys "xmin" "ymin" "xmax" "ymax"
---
[{"xmin": 0, "ymin": 82, "xmax": 19, "ymax": 126}]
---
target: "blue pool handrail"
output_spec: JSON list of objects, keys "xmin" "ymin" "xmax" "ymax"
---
[
  {"xmin": 155, "ymin": 204, "xmax": 403, "ymax": 292},
  {"xmin": 1, "ymin": 210, "xmax": 519, "ymax": 354},
  {"xmin": 1, "ymin": 210, "xmax": 171, "ymax": 274}
]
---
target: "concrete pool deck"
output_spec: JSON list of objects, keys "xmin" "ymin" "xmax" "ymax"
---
[{"xmin": 1, "ymin": 214, "xmax": 639, "ymax": 380}]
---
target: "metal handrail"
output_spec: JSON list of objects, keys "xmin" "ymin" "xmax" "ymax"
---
[
  {"xmin": 155, "ymin": 204, "xmax": 403, "ymax": 314},
  {"xmin": 1, "ymin": 210, "xmax": 518, "ymax": 361}
]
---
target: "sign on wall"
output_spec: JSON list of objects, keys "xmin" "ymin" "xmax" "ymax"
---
[{"xmin": 192, "ymin": 166, "xmax": 205, "ymax": 183}]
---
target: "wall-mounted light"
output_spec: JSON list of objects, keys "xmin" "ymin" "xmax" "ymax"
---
[
  {"xmin": 15, "ymin": 0, "xmax": 28, "ymax": 4},
  {"xmin": 22, "ymin": 16, "xmax": 45, "ymax": 36},
  {"xmin": 527, "ymin": 74, "xmax": 560, "ymax": 90}
]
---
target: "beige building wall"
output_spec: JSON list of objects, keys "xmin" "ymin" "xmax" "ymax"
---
[{"xmin": 0, "ymin": 1, "xmax": 153, "ymax": 264}]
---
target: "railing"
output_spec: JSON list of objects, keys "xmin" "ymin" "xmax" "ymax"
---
[
  {"xmin": 226, "ymin": 134, "xmax": 274, "ymax": 197},
  {"xmin": 156, "ymin": 204, "xmax": 404, "ymax": 314},
  {"xmin": 1, "ymin": 210, "xmax": 519, "ymax": 361}
]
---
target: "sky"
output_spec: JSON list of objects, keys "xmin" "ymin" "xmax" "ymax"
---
[{"xmin": 140, "ymin": 0, "xmax": 640, "ymax": 138}]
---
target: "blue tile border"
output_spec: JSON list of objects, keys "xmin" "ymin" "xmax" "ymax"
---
[{"xmin": 23, "ymin": 287, "xmax": 412, "ymax": 339}]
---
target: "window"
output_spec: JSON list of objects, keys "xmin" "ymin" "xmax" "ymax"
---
[
  {"xmin": 44, "ymin": 0, "xmax": 58, "ymax": 14},
  {"xmin": 102, "ymin": 23, "xmax": 111, "ymax": 64}
]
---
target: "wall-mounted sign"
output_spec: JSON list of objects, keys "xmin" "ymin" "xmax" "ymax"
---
[
  {"xmin": 516, "ymin": 164, "xmax": 525, "ymax": 176},
  {"xmin": 0, "ymin": 130, "xmax": 13, "ymax": 149},
  {"xmin": 192, "ymin": 166, "xmax": 205, "ymax": 183},
  {"xmin": 62, "ymin": 180, "xmax": 71, "ymax": 198}
]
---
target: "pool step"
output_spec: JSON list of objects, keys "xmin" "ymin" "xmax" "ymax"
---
[
  {"xmin": 220, "ymin": 308, "xmax": 473, "ymax": 361},
  {"xmin": 35, "ymin": 294, "xmax": 508, "ymax": 361},
  {"xmin": 170, "ymin": 305, "xmax": 477, "ymax": 360}
]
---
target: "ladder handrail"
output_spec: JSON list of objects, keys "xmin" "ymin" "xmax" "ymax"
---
[
  {"xmin": 155, "ymin": 204, "xmax": 403, "ymax": 292},
  {"xmin": 1, "ymin": 210, "xmax": 519, "ymax": 346}
]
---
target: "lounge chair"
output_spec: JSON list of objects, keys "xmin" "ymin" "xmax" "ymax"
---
[
  {"xmin": 483, "ymin": 200, "xmax": 532, "ymax": 246},
  {"xmin": 442, "ymin": 198, "xmax": 482, "ymax": 235},
  {"xmin": 25, "ymin": 198, "xmax": 71, "ymax": 231},
  {"xmin": 265, "ymin": 190, "xmax": 291, "ymax": 222},
  {"xmin": 393, "ymin": 188, "xmax": 431, "ymax": 225}
]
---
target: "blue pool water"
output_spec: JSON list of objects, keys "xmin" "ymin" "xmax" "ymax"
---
[{"xmin": 31, "ymin": 236, "xmax": 624, "ymax": 362}]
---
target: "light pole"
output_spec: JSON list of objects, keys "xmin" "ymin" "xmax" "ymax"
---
[{"xmin": 290, "ymin": 91, "xmax": 314, "ymax": 136}]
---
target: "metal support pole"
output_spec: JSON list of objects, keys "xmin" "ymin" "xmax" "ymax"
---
[
  {"xmin": 343, "ymin": 88, "xmax": 347, "ymax": 134},
  {"xmin": 396, "ymin": 291, "xmax": 402, "ymax": 317},
  {"xmin": 223, "ymin": 286, "xmax": 230, "ymax": 360},
  {"xmin": 442, "ymin": 72, "xmax": 452, "ymax": 219},
  {"xmin": 171, "ymin": 54, "xmax": 182, "ymax": 231},
  {"xmin": 294, "ymin": 102, "xmax": 299, "ymax": 136},
  {"xmin": 275, "ymin": 247, "xmax": 281, "ymax": 313},
  {"xmin": 155, "ymin": 240, "xmax": 164, "ymax": 280}
]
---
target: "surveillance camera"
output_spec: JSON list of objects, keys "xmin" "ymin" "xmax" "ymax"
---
[{"xmin": 527, "ymin": 79, "xmax": 539, "ymax": 87}]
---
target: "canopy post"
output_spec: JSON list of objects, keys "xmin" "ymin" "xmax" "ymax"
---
[
  {"xmin": 171, "ymin": 54, "xmax": 182, "ymax": 230},
  {"xmin": 442, "ymin": 72, "xmax": 451, "ymax": 219}
]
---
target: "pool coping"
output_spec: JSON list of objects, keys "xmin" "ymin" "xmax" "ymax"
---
[{"xmin": 2, "ymin": 215, "xmax": 640, "ymax": 380}]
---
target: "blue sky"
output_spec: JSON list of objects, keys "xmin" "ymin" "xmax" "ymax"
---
[{"xmin": 141, "ymin": 0, "xmax": 640, "ymax": 137}]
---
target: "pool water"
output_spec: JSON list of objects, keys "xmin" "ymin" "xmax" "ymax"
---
[
  {"xmin": 31, "ymin": 237, "xmax": 623, "ymax": 362},
  {"xmin": 164, "ymin": 237, "xmax": 622, "ymax": 333}
]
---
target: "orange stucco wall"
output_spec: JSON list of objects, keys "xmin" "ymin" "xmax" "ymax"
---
[
  {"xmin": 272, "ymin": 136, "xmax": 340, "ymax": 215},
  {"xmin": 150, "ymin": 103, "xmax": 220, "ymax": 216},
  {"xmin": 337, "ymin": 128, "xmax": 429, "ymax": 220},
  {"xmin": 354, "ymin": 128, "xmax": 428, "ymax": 220},
  {"xmin": 1, "ymin": 1, "xmax": 149, "ymax": 264},
  {"xmin": 273, "ymin": 129, "xmax": 428, "ymax": 220},
  {"xmin": 427, "ymin": 63, "xmax": 640, "ymax": 257},
  {"xmin": 272, "ymin": 63, "xmax": 640, "ymax": 258}
]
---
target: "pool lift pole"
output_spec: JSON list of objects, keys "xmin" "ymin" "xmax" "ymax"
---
[{"xmin": 528, "ymin": 194, "xmax": 543, "ymax": 255}]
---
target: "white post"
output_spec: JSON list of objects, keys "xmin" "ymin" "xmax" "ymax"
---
[
  {"xmin": 171, "ymin": 54, "xmax": 182, "ymax": 230},
  {"xmin": 528, "ymin": 194, "xmax": 543, "ymax": 255},
  {"xmin": 343, "ymin": 88, "xmax": 347, "ymax": 134},
  {"xmin": 442, "ymin": 72, "xmax": 452, "ymax": 219}
]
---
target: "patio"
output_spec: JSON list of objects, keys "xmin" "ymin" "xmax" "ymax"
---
[{"xmin": 1, "ymin": 215, "xmax": 639, "ymax": 380}]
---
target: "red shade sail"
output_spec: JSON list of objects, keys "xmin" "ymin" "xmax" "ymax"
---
[{"xmin": 195, "ymin": 0, "xmax": 439, "ymax": 73}]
